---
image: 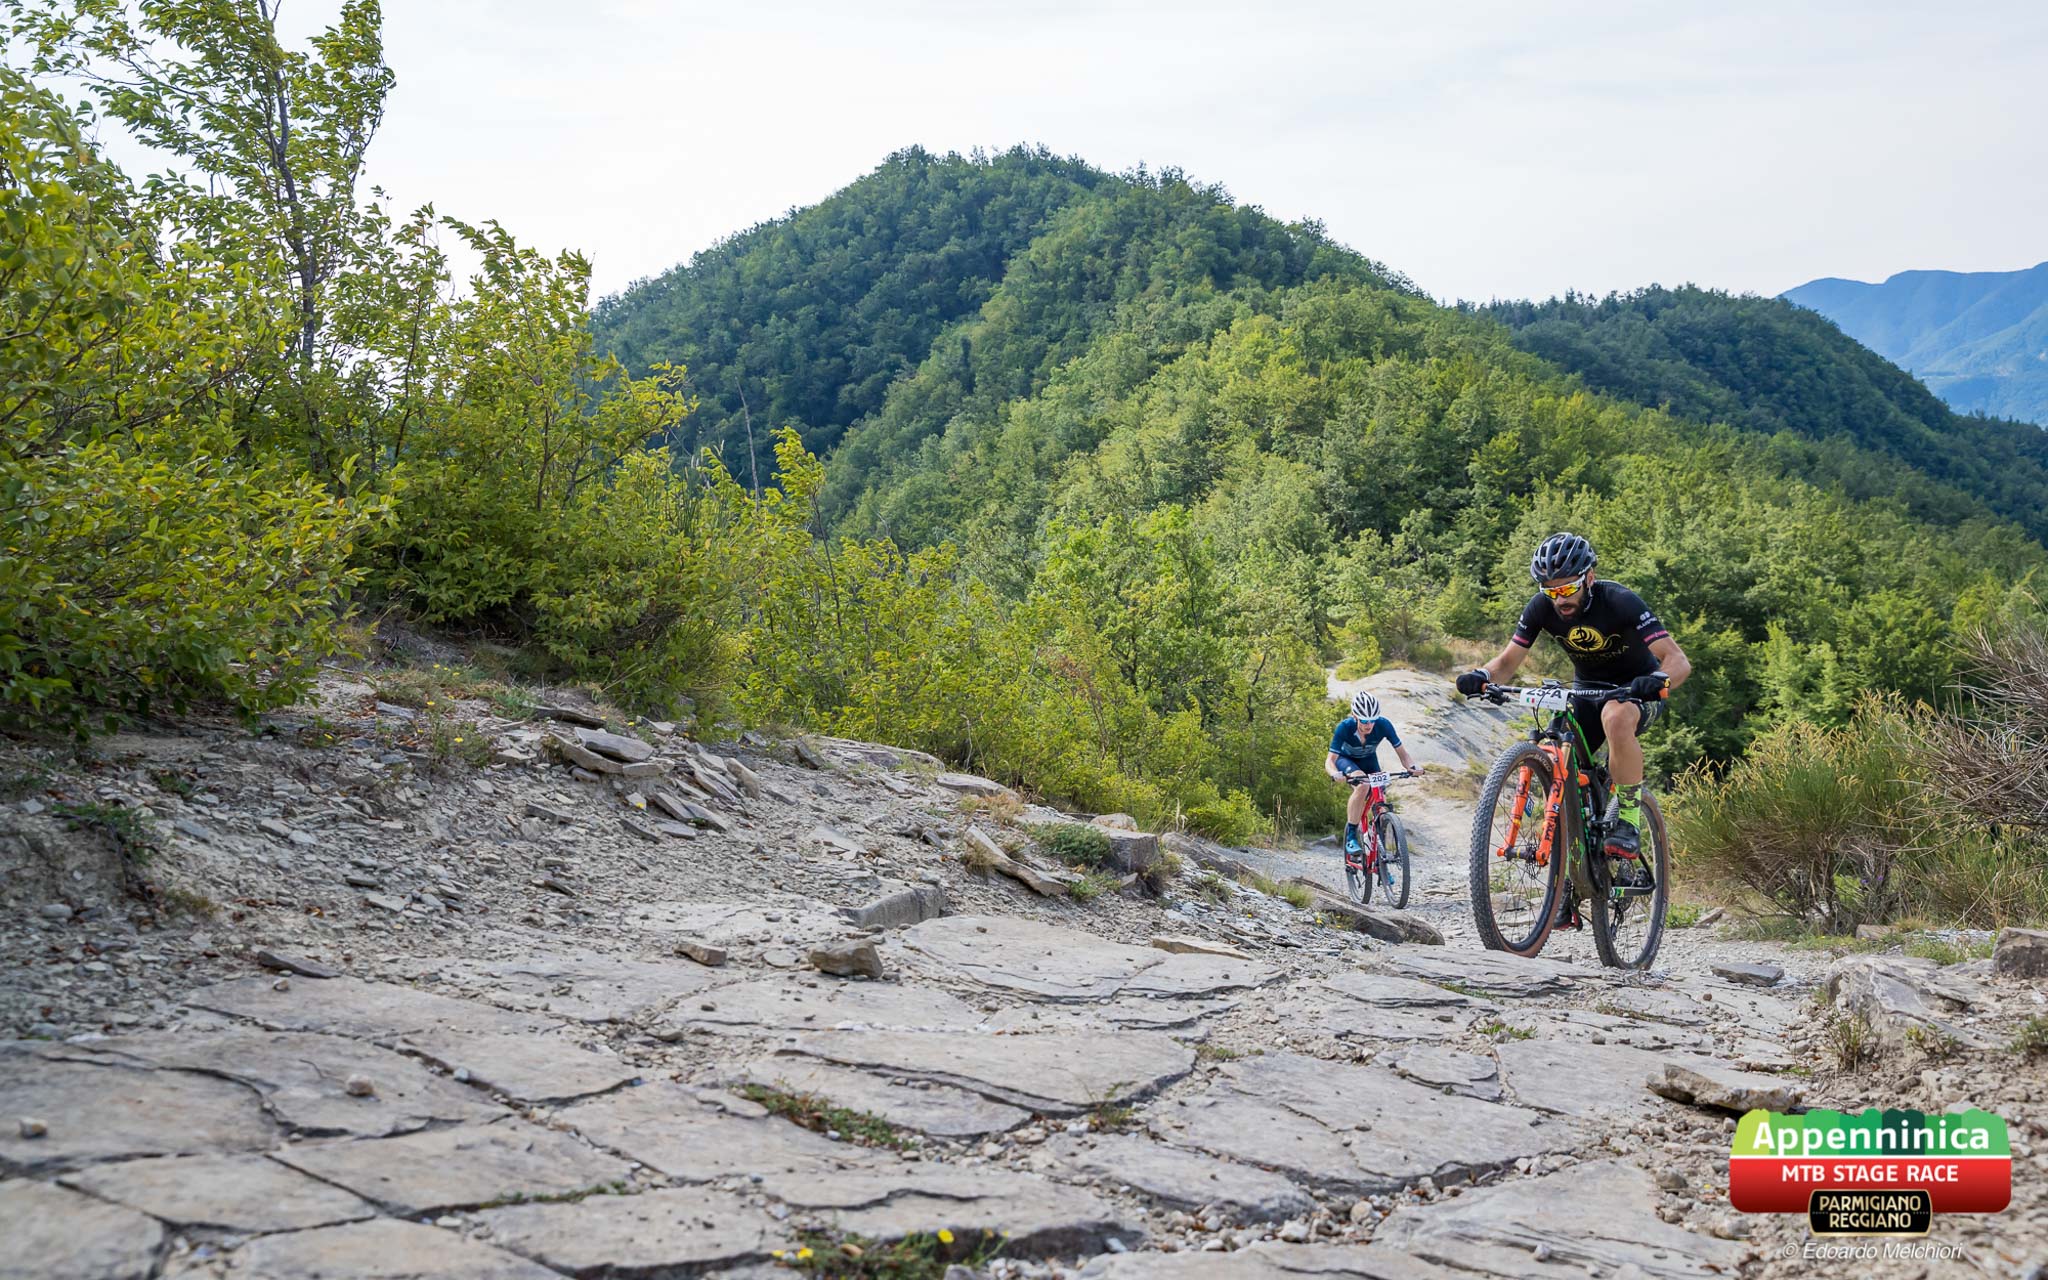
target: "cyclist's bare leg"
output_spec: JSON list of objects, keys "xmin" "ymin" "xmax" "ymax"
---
[
  {"xmin": 1345, "ymin": 782, "xmax": 1371, "ymax": 828},
  {"xmin": 1601, "ymin": 700, "xmax": 1643, "ymax": 787}
]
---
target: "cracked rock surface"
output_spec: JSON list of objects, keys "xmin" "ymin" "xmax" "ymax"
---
[{"xmin": 2, "ymin": 665, "xmax": 2043, "ymax": 1278}]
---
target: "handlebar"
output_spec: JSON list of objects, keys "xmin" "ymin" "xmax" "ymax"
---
[
  {"xmin": 1481, "ymin": 681, "xmax": 1666, "ymax": 710},
  {"xmin": 1343, "ymin": 769, "xmax": 1418, "ymax": 787}
]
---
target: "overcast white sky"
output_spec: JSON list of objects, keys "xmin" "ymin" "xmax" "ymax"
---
[{"xmin": 204, "ymin": 1, "xmax": 2048, "ymax": 303}]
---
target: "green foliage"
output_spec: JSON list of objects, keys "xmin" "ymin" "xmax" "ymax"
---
[
  {"xmin": 0, "ymin": 66, "xmax": 376, "ymax": 736},
  {"xmin": 52, "ymin": 800, "xmax": 158, "ymax": 861},
  {"xmin": 737, "ymin": 1084, "xmax": 905, "ymax": 1150},
  {"xmin": 2013, "ymin": 1016, "xmax": 2048, "ymax": 1060},
  {"xmin": 1485, "ymin": 286, "xmax": 2048, "ymax": 542},
  {"xmin": 1664, "ymin": 902, "xmax": 1705, "ymax": 929},
  {"xmin": 1672, "ymin": 697, "xmax": 2048, "ymax": 930},
  {"xmin": 774, "ymin": 1229, "xmax": 1004, "ymax": 1279},
  {"xmin": 1029, "ymin": 822, "xmax": 1114, "ymax": 869}
]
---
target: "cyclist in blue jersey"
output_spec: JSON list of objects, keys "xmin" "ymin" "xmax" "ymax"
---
[{"xmin": 1326, "ymin": 690, "xmax": 1421, "ymax": 857}]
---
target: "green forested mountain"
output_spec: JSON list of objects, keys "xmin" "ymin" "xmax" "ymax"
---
[
  {"xmin": 591, "ymin": 147, "xmax": 1110, "ymax": 474},
  {"xmin": 1483, "ymin": 287, "xmax": 2048, "ymax": 542},
  {"xmin": 1784, "ymin": 263, "xmax": 2048, "ymax": 426},
  {"xmin": 598, "ymin": 157, "xmax": 2048, "ymax": 785}
]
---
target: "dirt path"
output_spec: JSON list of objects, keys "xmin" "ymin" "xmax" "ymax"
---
[{"xmin": 1, "ymin": 666, "xmax": 2042, "ymax": 1278}]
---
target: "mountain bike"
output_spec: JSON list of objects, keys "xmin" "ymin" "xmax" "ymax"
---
[
  {"xmin": 1342, "ymin": 769, "xmax": 1416, "ymax": 909},
  {"xmin": 1465, "ymin": 682, "xmax": 1669, "ymax": 969}
]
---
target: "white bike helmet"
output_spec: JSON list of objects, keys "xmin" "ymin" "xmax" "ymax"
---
[{"xmin": 1350, "ymin": 691, "xmax": 1381, "ymax": 720}]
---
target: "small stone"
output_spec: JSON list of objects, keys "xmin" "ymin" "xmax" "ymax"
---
[
  {"xmin": 343, "ymin": 873, "xmax": 381, "ymax": 889},
  {"xmin": 1708, "ymin": 1214, "xmax": 1748, "ymax": 1240},
  {"xmin": 1533, "ymin": 1243, "xmax": 1553, "ymax": 1262},
  {"xmin": 809, "ymin": 939, "xmax": 886, "ymax": 980},
  {"xmin": 1278, "ymin": 1219, "xmax": 1310, "ymax": 1243},
  {"xmin": 524, "ymin": 801, "xmax": 576, "ymax": 824},
  {"xmin": 18, "ymin": 1117, "xmax": 47, "ymax": 1139},
  {"xmin": 1711, "ymin": 961, "xmax": 1783, "ymax": 987},
  {"xmin": 454, "ymin": 1068, "xmax": 472, "ymax": 1084},
  {"xmin": 273, "ymin": 978, "xmax": 291, "ymax": 992},
  {"xmin": 1694, "ymin": 907, "xmax": 1725, "ymax": 927},
  {"xmin": 255, "ymin": 948, "xmax": 340, "ymax": 979},
  {"xmin": 620, "ymin": 817, "xmax": 661, "ymax": 843},
  {"xmin": 675, "ymin": 939, "xmax": 729, "ymax": 967},
  {"xmin": 1655, "ymin": 1168, "xmax": 1688, "ymax": 1192},
  {"xmin": 1349, "ymin": 1198, "xmax": 1374, "ymax": 1225},
  {"xmin": 39, "ymin": 903, "xmax": 72, "ymax": 922},
  {"xmin": 344, "ymin": 1075, "xmax": 376, "ymax": 1098}
]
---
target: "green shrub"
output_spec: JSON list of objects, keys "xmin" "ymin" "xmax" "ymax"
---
[{"xmin": 1029, "ymin": 822, "xmax": 1114, "ymax": 868}]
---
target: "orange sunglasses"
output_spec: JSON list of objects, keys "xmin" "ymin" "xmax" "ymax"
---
[{"xmin": 1540, "ymin": 572, "xmax": 1589, "ymax": 600}]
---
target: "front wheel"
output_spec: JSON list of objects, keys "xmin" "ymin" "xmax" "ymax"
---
[
  {"xmin": 1375, "ymin": 809, "xmax": 1410, "ymax": 910},
  {"xmin": 1468, "ymin": 742, "xmax": 1563, "ymax": 956},
  {"xmin": 1590, "ymin": 792, "xmax": 1670, "ymax": 969}
]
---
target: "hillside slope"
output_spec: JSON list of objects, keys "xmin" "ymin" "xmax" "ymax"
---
[
  {"xmin": 1485, "ymin": 286, "xmax": 2048, "ymax": 540},
  {"xmin": 1784, "ymin": 262, "xmax": 2048, "ymax": 425},
  {"xmin": 592, "ymin": 153, "xmax": 2048, "ymax": 776}
]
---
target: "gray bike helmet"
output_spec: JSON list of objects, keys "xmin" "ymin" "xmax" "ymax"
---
[
  {"xmin": 1530, "ymin": 531, "xmax": 1596, "ymax": 582},
  {"xmin": 1350, "ymin": 691, "xmax": 1381, "ymax": 720}
]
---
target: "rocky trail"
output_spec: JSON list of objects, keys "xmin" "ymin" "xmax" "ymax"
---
[{"xmin": 3, "ymin": 666, "xmax": 2045, "ymax": 1279}]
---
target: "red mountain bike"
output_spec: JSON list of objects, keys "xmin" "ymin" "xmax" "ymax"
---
[{"xmin": 1342, "ymin": 770, "xmax": 1416, "ymax": 909}]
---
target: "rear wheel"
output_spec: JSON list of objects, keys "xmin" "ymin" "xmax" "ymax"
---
[
  {"xmin": 1344, "ymin": 818, "xmax": 1369, "ymax": 904},
  {"xmin": 1376, "ymin": 809, "xmax": 1410, "ymax": 910},
  {"xmin": 1468, "ymin": 742, "xmax": 1563, "ymax": 955},
  {"xmin": 1591, "ymin": 792, "xmax": 1670, "ymax": 969}
]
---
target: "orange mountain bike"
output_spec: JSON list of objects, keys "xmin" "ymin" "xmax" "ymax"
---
[{"xmin": 1465, "ymin": 681, "xmax": 1670, "ymax": 969}]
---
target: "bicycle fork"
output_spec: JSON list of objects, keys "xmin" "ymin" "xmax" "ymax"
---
[{"xmin": 1495, "ymin": 746, "xmax": 1567, "ymax": 869}]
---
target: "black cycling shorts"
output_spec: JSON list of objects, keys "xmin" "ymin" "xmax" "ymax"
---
[{"xmin": 1570, "ymin": 695, "xmax": 1665, "ymax": 761}]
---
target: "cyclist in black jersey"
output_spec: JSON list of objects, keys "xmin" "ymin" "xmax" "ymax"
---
[{"xmin": 1453, "ymin": 533, "xmax": 1692, "ymax": 863}]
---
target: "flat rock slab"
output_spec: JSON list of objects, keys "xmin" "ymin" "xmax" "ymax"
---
[
  {"xmin": 981, "ymin": 997, "xmax": 1230, "ymax": 1036},
  {"xmin": 1586, "ymin": 987, "xmax": 1711, "ymax": 1027},
  {"xmin": 764, "ymin": 1165, "xmax": 1133, "ymax": 1260},
  {"xmin": 1711, "ymin": 961, "xmax": 1784, "ymax": 987},
  {"xmin": 1080, "ymin": 1242, "xmax": 1463, "ymax": 1279},
  {"xmin": 399, "ymin": 1029, "xmax": 638, "ymax": 1104},
  {"xmin": 425, "ymin": 951, "xmax": 719, "ymax": 1024},
  {"xmin": 0, "ymin": 1178, "xmax": 164, "ymax": 1280},
  {"xmin": 1825, "ymin": 954, "xmax": 1994, "ymax": 1049},
  {"xmin": 275, "ymin": 1119, "xmax": 632, "ymax": 1215},
  {"xmin": 786, "ymin": 1028, "xmax": 1195, "ymax": 1114},
  {"xmin": 186, "ymin": 975, "xmax": 547, "ymax": 1039},
  {"xmin": 935, "ymin": 771, "xmax": 1011, "ymax": 797},
  {"xmin": 1321, "ymin": 972, "xmax": 1496, "ymax": 1010},
  {"xmin": 564, "ymin": 1082, "xmax": 865, "ymax": 1182},
  {"xmin": 58, "ymin": 1030, "xmax": 503, "ymax": 1137},
  {"xmin": 663, "ymin": 976, "xmax": 982, "ymax": 1036},
  {"xmin": 479, "ymin": 1185, "xmax": 783, "ymax": 1276},
  {"xmin": 735, "ymin": 1056, "xmax": 1032, "ymax": 1136},
  {"xmin": 1647, "ymin": 1060, "xmax": 1803, "ymax": 1113},
  {"xmin": 1495, "ymin": 1039, "xmax": 1702, "ymax": 1119},
  {"xmin": 1154, "ymin": 1051, "xmax": 1571, "ymax": 1195},
  {"xmin": 165, "ymin": 1218, "xmax": 559, "ymax": 1280},
  {"xmin": 1367, "ymin": 950, "xmax": 1584, "ymax": 999},
  {"xmin": 0, "ymin": 1044, "xmax": 277, "ymax": 1175},
  {"xmin": 60, "ymin": 1152, "xmax": 376, "ymax": 1232},
  {"xmin": 624, "ymin": 900, "xmax": 854, "ymax": 949},
  {"xmin": 1383, "ymin": 1046, "xmax": 1503, "ymax": 1101},
  {"xmin": 1374, "ymin": 1158, "xmax": 1746, "ymax": 1278},
  {"xmin": 1276, "ymin": 988, "xmax": 1482, "ymax": 1045},
  {"xmin": 1045, "ymin": 1132, "xmax": 1312, "ymax": 1221},
  {"xmin": 896, "ymin": 916, "xmax": 1275, "ymax": 1002}
]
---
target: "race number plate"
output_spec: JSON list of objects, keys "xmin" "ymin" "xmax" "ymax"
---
[{"xmin": 1518, "ymin": 687, "xmax": 1575, "ymax": 712}]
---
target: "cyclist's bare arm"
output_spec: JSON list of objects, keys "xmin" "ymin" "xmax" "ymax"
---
[
  {"xmin": 1650, "ymin": 635, "xmax": 1692, "ymax": 691},
  {"xmin": 1394, "ymin": 744, "xmax": 1419, "ymax": 774},
  {"xmin": 1325, "ymin": 750, "xmax": 1349, "ymax": 781},
  {"xmin": 1475, "ymin": 639, "xmax": 1529, "ymax": 685}
]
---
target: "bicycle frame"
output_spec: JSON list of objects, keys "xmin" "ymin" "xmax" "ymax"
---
[{"xmin": 1491, "ymin": 689, "xmax": 1617, "ymax": 902}]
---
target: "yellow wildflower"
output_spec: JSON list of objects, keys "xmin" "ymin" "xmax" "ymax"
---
[{"xmin": 937, "ymin": 1228, "xmax": 955, "ymax": 1244}]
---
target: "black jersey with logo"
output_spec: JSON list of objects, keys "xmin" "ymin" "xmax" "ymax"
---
[{"xmin": 1510, "ymin": 580, "xmax": 1669, "ymax": 685}]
